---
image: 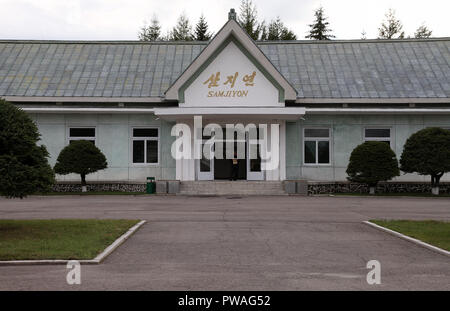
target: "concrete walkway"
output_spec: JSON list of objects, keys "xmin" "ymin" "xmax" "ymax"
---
[{"xmin": 0, "ymin": 195, "xmax": 448, "ymax": 290}]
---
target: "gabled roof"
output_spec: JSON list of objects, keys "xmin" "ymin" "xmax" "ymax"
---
[
  {"xmin": 0, "ymin": 37, "xmax": 449, "ymax": 102},
  {"xmin": 164, "ymin": 18, "xmax": 297, "ymax": 102}
]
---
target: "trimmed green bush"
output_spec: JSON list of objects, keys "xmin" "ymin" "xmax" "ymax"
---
[
  {"xmin": 54, "ymin": 140, "xmax": 107, "ymax": 192},
  {"xmin": 346, "ymin": 141, "xmax": 400, "ymax": 193},
  {"xmin": 400, "ymin": 127, "xmax": 450, "ymax": 195},
  {"xmin": 0, "ymin": 99, "xmax": 55, "ymax": 198}
]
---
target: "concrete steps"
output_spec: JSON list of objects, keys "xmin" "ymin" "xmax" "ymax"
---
[{"xmin": 179, "ymin": 181, "xmax": 287, "ymax": 196}]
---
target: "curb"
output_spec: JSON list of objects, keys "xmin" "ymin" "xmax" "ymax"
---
[
  {"xmin": 0, "ymin": 220, "xmax": 147, "ymax": 266},
  {"xmin": 363, "ymin": 221, "xmax": 450, "ymax": 258}
]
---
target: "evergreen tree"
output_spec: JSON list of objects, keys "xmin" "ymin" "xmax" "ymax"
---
[
  {"xmin": 238, "ymin": 0, "xmax": 264, "ymax": 40},
  {"xmin": 266, "ymin": 17, "xmax": 297, "ymax": 40},
  {"xmin": 0, "ymin": 99, "xmax": 55, "ymax": 198},
  {"xmin": 138, "ymin": 16, "xmax": 161, "ymax": 41},
  {"xmin": 378, "ymin": 9, "xmax": 405, "ymax": 39},
  {"xmin": 54, "ymin": 140, "xmax": 107, "ymax": 193},
  {"xmin": 194, "ymin": 14, "xmax": 212, "ymax": 41},
  {"xmin": 305, "ymin": 7, "xmax": 335, "ymax": 40},
  {"xmin": 346, "ymin": 141, "xmax": 400, "ymax": 194},
  {"xmin": 400, "ymin": 128, "xmax": 450, "ymax": 195},
  {"xmin": 414, "ymin": 24, "xmax": 432, "ymax": 38},
  {"xmin": 170, "ymin": 13, "xmax": 194, "ymax": 41}
]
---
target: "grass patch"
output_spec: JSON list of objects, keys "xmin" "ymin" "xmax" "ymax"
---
[
  {"xmin": 371, "ymin": 220, "xmax": 450, "ymax": 251},
  {"xmin": 0, "ymin": 219, "xmax": 140, "ymax": 260},
  {"xmin": 334, "ymin": 192, "xmax": 450, "ymax": 197}
]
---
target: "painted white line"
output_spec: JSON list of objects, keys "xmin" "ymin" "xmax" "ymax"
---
[
  {"xmin": 0, "ymin": 220, "xmax": 146, "ymax": 266},
  {"xmin": 363, "ymin": 221, "xmax": 450, "ymax": 258}
]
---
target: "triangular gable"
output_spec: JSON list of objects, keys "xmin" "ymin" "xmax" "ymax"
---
[{"xmin": 165, "ymin": 16, "xmax": 297, "ymax": 105}]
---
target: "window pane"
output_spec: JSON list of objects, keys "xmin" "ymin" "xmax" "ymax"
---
[
  {"xmin": 365, "ymin": 128, "xmax": 390, "ymax": 138},
  {"xmin": 146, "ymin": 140, "xmax": 158, "ymax": 163},
  {"xmin": 318, "ymin": 141, "xmax": 330, "ymax": 164},
  {"xmin": 133, "ymin": 128, "xmax": 158, "ymax": 137},
  {"xmin": 305, "ymin": 128, "xmax": 329, "ymax": 138},
  {"xmin": 70, "ymin": 128, "xmax": 95, "ymax": 137},
  {"xmin": 133, "ymin": 140, "xmax": 145, "ymax": 163},
  {"xmin": 304, "ymin": 141, "xmax": 316, "ymax": 163}
]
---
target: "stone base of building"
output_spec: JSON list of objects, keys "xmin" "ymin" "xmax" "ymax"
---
[
  {"xmin": 52, "ymin": 182, "xmax": 146, "ymax": 193},
  {"xmin": 51, "ymin": 181, "xmax": 450, "ymax": 195},
  {"xmin": 308, "ymin": 182, "xmax": 450, "ymax": 195}
]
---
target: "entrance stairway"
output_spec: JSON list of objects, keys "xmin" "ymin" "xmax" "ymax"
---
[{"xmin": 179, "ymin": 181, "xmax": 286, "ymax": 196}]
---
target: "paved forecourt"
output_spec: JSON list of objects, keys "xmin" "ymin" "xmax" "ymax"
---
[{"xmin": 0, "ymin": 195, "xmax": 448, "ymax": 290}]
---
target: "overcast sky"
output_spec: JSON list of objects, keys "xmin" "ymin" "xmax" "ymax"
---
[{"xmin": 0, "ymin": 0, "xmax": 448, "ymax": 40}]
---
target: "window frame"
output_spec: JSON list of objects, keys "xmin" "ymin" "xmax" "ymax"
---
[
  {"xmin": 67, "ymin": 126, "xmax": 97, "ymax": 145},
  {"xmin": 302, "ymin": 127, "xmax": 332, "ymax": 166},
  {"xmin": 130, "ymin": 126, "xmax": 160, "ymax": 166},
  {"xmin": 363, "ymin": 127, "xmax": 393, "ymax": 149}
]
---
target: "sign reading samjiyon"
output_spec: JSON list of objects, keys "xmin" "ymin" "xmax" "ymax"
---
[
  {"xmin": 183, "ymin": 41, "xmax": 280, "ymax": 107},
  {"xmin": 204, "ymin": 71, "xmax": 256, "ymax": 98}
]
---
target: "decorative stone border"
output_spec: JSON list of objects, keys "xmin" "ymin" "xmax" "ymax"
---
[
  {"xmin": 52, "ymin": 183, "xmax": 146, "ymax": 193},
  {"xmin": 51, "ymin": 181, "xmax": 450, "ymax": 195},
  {"xmin": 363, "ymin": 221, "xmax": 450, "ymax": 258},
  {"xmin": 308, "ymin": 182, "xmax": 450, "ymax": 195},
  {"xmin": 0, "ymin": 220, "xmax": 146, "ymax": 266}
]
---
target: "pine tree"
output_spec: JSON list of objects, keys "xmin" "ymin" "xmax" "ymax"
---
[
  {"xmin": 138, "ymin": 16, "xmax": 161, "ymax": 41},
  {"xmin": 194, "ymin": 14, "xmax": 212, "ymax": 41},
  {"xmin": 414, "ymin": 24, "xmax": 432, "ymax": 38},
  {"xmin": 400, "ymin": 128, "xmax": 450, "ymax": 195},
  {"xmin": 305, "ymin": 7, "xmax": 335, "ymax": 40},
  {"xmin": 170, "ymin": 13, "xmax": 193, "ymax": 41},
  {"xmin": 238, "ymin": 0, "xmax": 264, "ymax": 40},
  {"xmin": 54, "ymin": 141, "xmax": 108, "ymax": 193},
  {"xmin": 378, "ymin": 9, "xmax": 405, "ymax": 39},
  {"xmin": 347, "ymin": 141, "xmax": 400, "ymax": 194},
  {"xmin": 266, "ymin": 17, "xmax": 297, "ymax": 41},
  {"xmin": 0, "ymin": 99, "xmax": 55, "ymax": 198}
]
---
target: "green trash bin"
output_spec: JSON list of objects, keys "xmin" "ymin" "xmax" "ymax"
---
[{"xmin": 146, "ymin": 177, "xmax": 155, "ymax": 194}]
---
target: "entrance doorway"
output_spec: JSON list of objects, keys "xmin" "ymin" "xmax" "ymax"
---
[{"xmin": 195, "ymin": 127, "xmax": 264, "ymax": 181}]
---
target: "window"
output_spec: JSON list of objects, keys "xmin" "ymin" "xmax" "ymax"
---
[
  {"xmin": 364, "ymin": 128, "xmax": 391, "ymax": 146},
  {"xmin": 304, "ymin": 128, "xmax": 331, "ymax": 165},
  {"xmin": 132, "ymin": 128, "xmax": 159, "ymax": 164},
  {"xmin": 68, "ymin": 127, "xmax": 96, "ymax": 144}
]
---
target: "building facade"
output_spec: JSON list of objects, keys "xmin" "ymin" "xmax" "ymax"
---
[{"xmin": 1, "ymin": 12, "xmax": 449, "ymax": 187}]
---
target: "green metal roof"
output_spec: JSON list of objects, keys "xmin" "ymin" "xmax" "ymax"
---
[{"xmin": 0, "ymin": 38, "xmax": 448, "ymax": 99}]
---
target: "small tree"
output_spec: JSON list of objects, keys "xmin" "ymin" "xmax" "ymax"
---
[
  {"xmin": 194, "ymin": 14, "xmax": 212, "ymax": 41},
  {"xmin": 414, "ymin": 24, "xmax": 432, "ymax": 38},
  {"xmin": 54, "ymin": 140, "xmax": 107, "ymax": 192},
  {"xmin": 400, "ymin": 128, "xmax": 450, "ymax": 195},
  {"xmin": 0, "ymin": 99, "xmax": 55, "ymax": 198},
  {"xmin": 305, "ymin": 7, "xmax": 335, "ymax": 40},
  {"xmin": 170, "ymin": 13, "xmax": 193, "ymax": 41},
  {"xmin": 265, "ymin": 17, "xmax": 297, "ymax": 40},
  {"xmin": 138, "ymin": 16, "xmax": 162, "ymax": 41},
  {"xmin": 378, "ymin": 9, "xmax": 405, "ymax": 39},
  {"xmin": 347, "ymin": 141, "xmax": 400, "ymax": 194},
  {"xmin": 238, "ymin": 0, "xmax": 264, "ymax": 40}
]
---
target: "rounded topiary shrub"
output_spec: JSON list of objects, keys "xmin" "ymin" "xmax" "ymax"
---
[
  {"xmin": 400, "ymin": 127, "xmax": 450, "ymax": 195},
  {"xmin": 54, "ymin": 140, "xmax": 107, "ymax": 192},
  {"xmin": 0, "ymin": 99, "xmax": 55, "ymax": 198},
  {"xmin": 346, "ymin": 141, "xmax": 400, "ymax": 194}
]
